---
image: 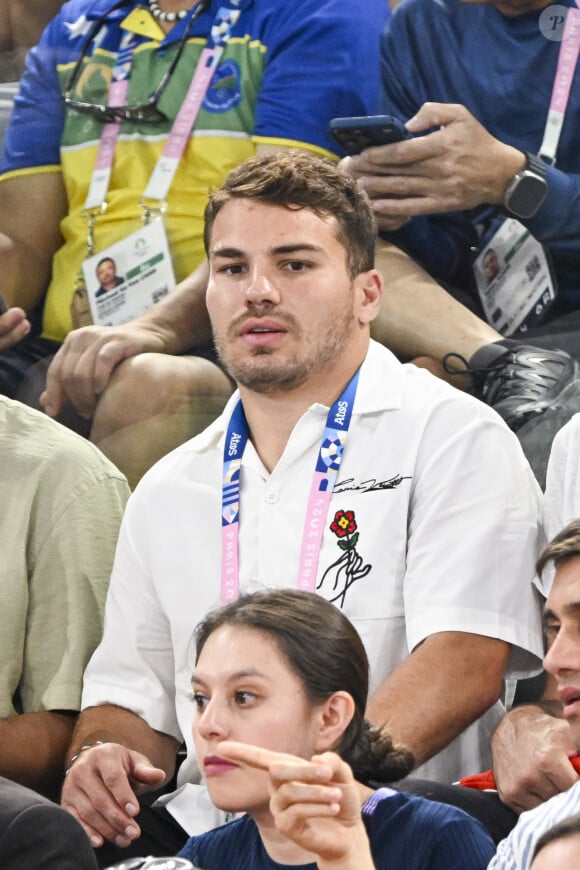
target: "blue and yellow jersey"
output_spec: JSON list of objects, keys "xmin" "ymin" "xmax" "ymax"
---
[{"xmin": 0, "ymin": 0, "xmax": 388, "ymax": 342}]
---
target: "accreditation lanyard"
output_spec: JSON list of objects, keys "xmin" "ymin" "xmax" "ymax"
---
[
  {"xmin": 83, "ymin": 29, "xmax": 139, "ymax": 244},
  {"xmin": 142, "ymin": 0, "xmax": 242, "ymax": 205},
  {"xmin": 220, "ymin": 370, "xmax": 361, "ymax": 605},
  {"xmin": 83, "ymin": 0, "xmax": 242, "ymax": 227},
  {"xmin": 540, "ymin": 3, "xmax": 580, "ymax": 163}
]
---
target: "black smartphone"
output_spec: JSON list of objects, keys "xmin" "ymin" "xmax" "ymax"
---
[
  {"xmin": 329, "ymin": 114, "xmax": 410, "ymax": 155},
  {"xmin": 0, "ymin": 292, "xmax": 7, "ymax": 315}
]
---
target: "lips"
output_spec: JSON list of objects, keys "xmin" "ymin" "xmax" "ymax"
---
[
  {"xmin": 239, "ymin": 318, "xmax": 287, "ymax": 337},
  {"xmin": 558, "ymin": 686, "xmax": 580, "ymax": 718},
  {"xmin": 203, "ymin": 755, "xmax": 240, "ymax": 776}
]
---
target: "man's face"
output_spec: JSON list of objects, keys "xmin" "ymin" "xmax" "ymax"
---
[
  {"xmin": 206, "ymin": 199, "xmax": 378, "ymax": 395},
  {"xmin": 97, "ymin": 259, "xmax": 116, "ymax": 289},
  {"xmin": 483, "ymin": 249, "xmax": 499, "ymax": 282},
  {"xmin": 543, "ymin": 555, "xmax": 580, "ymax": 747}
]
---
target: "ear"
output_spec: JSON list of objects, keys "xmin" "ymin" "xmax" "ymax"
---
[
  {"xmin": 353, "ymin": 269, "xmax": 383, "ymax": 325},
  {"xmin": 313, "ymin": 691, "xmax": 356, "ymax": 753}
]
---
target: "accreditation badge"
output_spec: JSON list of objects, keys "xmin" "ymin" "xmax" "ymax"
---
[
  {"xmin": 473, "ymin": 217, "xmax": 556, "ymax": 336},
  {"xmin": 82, "ymin": 220, "xmax": 176, "ymax": 327}
]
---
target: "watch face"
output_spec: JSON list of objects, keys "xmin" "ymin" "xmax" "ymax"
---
[{"xmin": 505, "ymin": 171, "xmax": 548, "ymax": 219}]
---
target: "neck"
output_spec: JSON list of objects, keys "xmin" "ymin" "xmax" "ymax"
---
[
  {"xmin": 238, "ymin": 346, "xmax": 367, "ymax": 473},
  {"xmin": 254, "ymin": 811, "xmax": 318, "ymax": 865},
  {"xmin": 157, "ymin": 0, "xmax": 197, "ymax": 10},
  {"xmin": 148, "ymin": 0, "xmax": 200, "ymax": 31}
]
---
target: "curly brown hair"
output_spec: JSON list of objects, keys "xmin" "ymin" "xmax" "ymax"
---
[{"xmin": 203, "ymin": 151, "xmax": 376, "ymax": 279}]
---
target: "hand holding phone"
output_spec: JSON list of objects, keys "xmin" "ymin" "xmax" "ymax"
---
[{"xmin": 329, "ymin": 114, "xmax": 410, "ymax": 155}]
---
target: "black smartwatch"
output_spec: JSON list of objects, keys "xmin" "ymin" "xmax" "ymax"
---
[{"xmin": 502, "ymin": 152, "xmax": 548, "ymax": 220}]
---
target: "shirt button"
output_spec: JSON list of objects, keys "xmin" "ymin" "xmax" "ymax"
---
[{"xmin": 265, "ymin": 488, "xmax": 278, "ymax": 503}]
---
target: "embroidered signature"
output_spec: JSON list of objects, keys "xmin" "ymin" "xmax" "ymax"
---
[{"xmin": 333, "ymin": 475, "xmax": 411, "ymax": 494}]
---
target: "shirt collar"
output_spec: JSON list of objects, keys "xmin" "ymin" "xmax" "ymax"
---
[{"xmin": 186, "ymin": 340, "xmax": 406, "ymax": 456}]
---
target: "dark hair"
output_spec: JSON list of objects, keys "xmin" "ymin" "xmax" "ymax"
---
[
  {"xmin": 536, "ymin": 519, "xmax": 580, "ymax": 578},
  {"xmin": 96, "ymin": 256, "xmax": 115, "ymax": 270},
  {"xmin": 203, "ymin": 152, "xmax": 376, "ymax": 279},
  {"xmin": 532, "ymin": 811, "xmax": 580, "ymax": 860},
  {"xmin": 194, "ymin": 589, "xmax": 413, "ymax": 783}
]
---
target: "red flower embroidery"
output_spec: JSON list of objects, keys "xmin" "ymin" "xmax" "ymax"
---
[{"xmin": 330, "ymin": 509, "xmax": 357, "ymax": 538}]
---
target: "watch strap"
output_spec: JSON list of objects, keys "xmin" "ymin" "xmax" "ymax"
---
[{"xmin": 525, "ymin": 152, "xmax": 547, "ymax": 180}]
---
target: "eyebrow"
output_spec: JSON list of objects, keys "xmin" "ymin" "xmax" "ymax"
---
[
  {"xmin": 191, "ymin": 668, "xmax": 270, "ymax": 688},
  {"xmin": 209, "ymin": 243, "xmax": 324, "ymax": 259},
  {"xmin": 544, "ymin": 601, "xmax": 580, "ymax": 624}
]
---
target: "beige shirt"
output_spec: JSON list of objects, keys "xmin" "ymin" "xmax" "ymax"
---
[{"xmin": 0, "ymin": 396, "xmax": 130, "ymax": 717}]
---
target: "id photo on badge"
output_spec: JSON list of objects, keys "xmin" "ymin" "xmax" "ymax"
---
[
  {"xmin": 82, "ymin": 221, "xmax": 176, "ymax": 327},
  {"xmin": 95, "ymin": 256, "xmax": 125, "ymax": 298}
]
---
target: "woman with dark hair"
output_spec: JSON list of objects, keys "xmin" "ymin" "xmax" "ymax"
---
[{"xmin": 176, "ymin": 589, "xmax": 495, "ymax": 869}]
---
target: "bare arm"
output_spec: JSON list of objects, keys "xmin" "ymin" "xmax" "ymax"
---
[
  {"xmin": 366, "ymin": 631, "xmax": 510, "ymax": 768},
  {"xmin": 0, "ymin": 172, "xmax": 67, "ymax": 311},
  {"xmin": 372, "ymin": 238, "xmax": 500, "ymax": 363},
  {"xmin": 0, "ymin": 711, "xmax": 76, "ymax": 800},
  {"xmin": 61, "ymin": 703, "xmax": 179, "ymax": 848},
  {"xmin": 41, "ymin": 259, "xmax": 212, "ymax": 419},
  {"xmin": 491, "ymin": 673, "xmax": 578, "ymax": 813}
]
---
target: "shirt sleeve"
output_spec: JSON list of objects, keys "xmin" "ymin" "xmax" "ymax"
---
[
  {"xmin": 527, "ymin": 164, "xmax": 580, "ymax": 243},
  {"xmin": 541, "ymin": 413, "xmax": 580, "ymax": 594},
  {"xmin": 488, "ymin": 783, "xmax": 580, "ymax": 870},
  {"xmin": 369, "ymin": 792, "xmax": 496, "ymax": 869},
  {"xmin": 252, "ymin": 0, "xmax": 390, "ymax": 156},
  {"xmin": 0, "ymin": 6, "xmax": 72, "ymax": 175},
  {"xmin": 403, "ymin": 393, "xmax": 544, "ymax": 678},
  {"xmin": 81, "ymin": 489, "xmax": 183, "ymax": 741},
  {"xmin": 21, "ymin": 471, "xmax": 130, "ymax": 713},
  {"xmin": 377, "ymin": 7, "xmax": 481, "ymax": 284}
]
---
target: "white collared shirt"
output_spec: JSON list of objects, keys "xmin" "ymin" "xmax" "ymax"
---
[{"xmin": 83, "ymin": 341, "xmax": 544, "ymax": 833}]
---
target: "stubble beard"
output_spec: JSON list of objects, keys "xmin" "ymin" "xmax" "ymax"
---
[{"xmin": 214, "ymin": 303, "xmax": 356, "ymax": 395}]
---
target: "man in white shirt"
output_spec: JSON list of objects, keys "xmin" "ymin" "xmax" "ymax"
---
[{"xmin": 61, "ymin": 152, "xmax": 544, "ymax": 865}]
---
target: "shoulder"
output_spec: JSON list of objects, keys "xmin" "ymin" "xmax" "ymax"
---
[
  {"xmin": 366, "ymin": 789, "xmax": 495, "ymax": 867},
  {"xmin": 492, "ymin": 782, "xmax": 580, "ymax": 868},
  {"xmin": 0, "ymin": 396, "xmax": 128, "ymax": 486},
  {"xmin": 252, "ymin": 0, "xmax": 388, "ymax": 41},
  {"xmin": 367, "ymin": 786, "xmax": 482, "ymax": 826},
  {"xmin": 551, "ymin": 411, "xmax": 580, "ymax": 454},
  {"xmin": 367, "ymin": 342, "xmax": 524, "ymax": 440},
  {"xmin": 384, "ymin": 0, "xmax": 493, "ymax": 56},
  {"xmin": 387, "ymin": 0, "xmax": 478, "ymax": 31}
]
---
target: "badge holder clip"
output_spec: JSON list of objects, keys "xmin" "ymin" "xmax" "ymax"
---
[
  {"xmin": 81, "ymin": 202, "xmax": 109, "ymax": 257},
  {"xmin": 139, "ymin": 197, "xmax": 167, "ymax": 226}
]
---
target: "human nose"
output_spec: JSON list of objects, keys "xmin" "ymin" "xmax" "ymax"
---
[
  {"xmin": 544, "ymin": 627, "xmax": 580, "ymax": 677},
  {"xmin": 244, "ymin": 265, "xmax": 281, "ymax": 306},
  {"xmin": 196, "ymin": 697, "xmax": 230, "ymax": 741}
]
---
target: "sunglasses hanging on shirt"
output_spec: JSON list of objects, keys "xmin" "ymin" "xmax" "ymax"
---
[{"xmin": 62, "ymin": 0, "xmax": 210, "ymax": 124}]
